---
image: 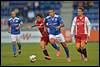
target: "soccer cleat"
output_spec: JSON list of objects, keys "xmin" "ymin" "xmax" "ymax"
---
[
  {"xmin": 18, "ymin": 50, "xmax": 21, "ymax": 55},
  {"xmin": 14, "ymin": 53, "xmax": 17, "ymax": 57},
  {"xmin": 80, "ymin": 54, "xmax": 84, "ymax": 60},
  {"xmin": 44, "ymin": 56, "xmax": 51, "ymax": 60},
  {"xmin": 84, "ymin": 58, "xmax": 88, "ymax": 62},
  {"xmin": 66, "ymin": 57, "xmax": 71, "ymax": 62},
  {"xmin": 55, "ymin": 50, "xmax": 61, "ymax": 57}
]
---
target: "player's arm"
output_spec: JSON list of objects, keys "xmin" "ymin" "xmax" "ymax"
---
[
  {"xmin": 56, "ymin": 16, "xmax": 64, "ymax": 30},
  {"xmin": 44, "ymin": 18, "xmax": 49, "ymax": 28},
  {"xmin": 15, "ymin": 19, "xmax": 23, "ymax": 30},
  {"xmin": 27, "ymin": 20, "xmax": 39, "ymax": 30},
  {"xmin": 42, "ymin": 21, "xmax": 47, "ymax": 32},
  {"xmin": 30, "ymin": 20, "xmax": 38, "ymax": 28},
  {"xmin": 56, "ymin": 22, "xmax": 64, "ymax": 30},
  {"xmin": 8, "ymin": 20, "xmax": 11, "ymax": 33},
  {"xmin": 71, "ymin": 17, "xmax": 76, "ymax": 36},
  {"xmin": 86, "ymin": 17, "xmax": 91, "ymax": 37}
]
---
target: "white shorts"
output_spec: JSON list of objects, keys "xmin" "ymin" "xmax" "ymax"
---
[
  {"xmin": 10, "ymin": 34, "xmax": 21, "ymax": 42},
  {"xmin": 49, "ymin": 33, "xmax": 65, "ymax": 42}
]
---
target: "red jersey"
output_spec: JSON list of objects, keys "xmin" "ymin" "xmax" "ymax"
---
[
  {"xmin": 71, "ymin": 15, "xmax": 91, "ymax": 35},
  {"xmin": 35, "ymin": 18, "xmax": 49, "ymax": 37},
  {"xmin": 76, "ymin": 16, "xmax": 85, "ymax": 35}
]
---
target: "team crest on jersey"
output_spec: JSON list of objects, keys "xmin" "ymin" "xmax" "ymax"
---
[
  {"xmin": 54, "ymin": 18, "xmax": 57, "ymax": 21},
  {"xmin": 15, "ymin": 19, "xmax": 18, "ymax": 22}
]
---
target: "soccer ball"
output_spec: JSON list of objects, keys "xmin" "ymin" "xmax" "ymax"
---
[{"xmin": 29, "ymin": 55, "xmax": 36, "ymax": 62}]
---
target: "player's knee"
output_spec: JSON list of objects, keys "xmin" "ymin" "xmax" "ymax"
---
[
  {"xmin": 81, "ymin": 45, "xmax": 85, "ymax": 48},
  {"xmin": 12, "ymin": 40, "xmax": 17, "ymax": 43},
  {"xmin": 40, "ymin": 44, "xmax": 45, "ymax": 49},
  {"xmin": 81, "ymin": 41, "xmax": 86, "ymax": 48},
  {"xmin": 40, "ymin": 41, "xmax": 45, "ymax": 49},
  {"xmin": 76, "ymin": 43, "xmax": 80, "ymax": 49},
  {"xmin": 50, "ymin": 38, "xmax": 56, "ymax": 44},
  {"xmin": 12, "ymin": 41, "xmax": 16, "ymax": 45},
  {"xmin": 81, "ymin": 40, "xmax": 85, "ymax": 44}
]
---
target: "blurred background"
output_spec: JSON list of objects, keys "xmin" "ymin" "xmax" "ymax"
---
[{"xmin": 1, "ymin": 1, "xmax": 99, "ymax": 43}]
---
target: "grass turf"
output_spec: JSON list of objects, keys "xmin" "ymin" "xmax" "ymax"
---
[{"xmin": 1, "ymin": 42, "xmax": 99, "ymax": 66}]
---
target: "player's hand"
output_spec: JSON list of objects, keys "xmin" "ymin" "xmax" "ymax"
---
[
  {"xmin": 87, "ymin": 34, "xmax": 90, "ymax": 39},
  {"xmin": 16, "ymin": 26, "xmax": 20, "ymax": 30},
  {"xmin": 70, "ymin": 34, "xmax": 74, "ymax": 37},
  {"xmin": 56, "ymin": 26, "xmax": 61, "ymax": 30},
  {"xmin": 8, "ymin": 30, "xmax": 11, "ymax": 33}
]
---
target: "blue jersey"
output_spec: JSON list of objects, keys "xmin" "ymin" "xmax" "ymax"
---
[
  {"xmin": 8, "ymin": 17, "xmax": 23, "ymax": 34},
  {"xmin": 45, "ymin": 14, "xmax": 63, "ymax": 35}
]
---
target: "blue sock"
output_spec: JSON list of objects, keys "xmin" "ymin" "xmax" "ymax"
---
[
  {"xmin": 12, "ymin": 43, "xmax": 16, "ymax": 55},
  {"xmin": 51, "ymin": 44, "xmax": 60, "ymax": 51},
  {"xmin": 64, "ymin": 47, "xmax": 70, "ymax": 58}
]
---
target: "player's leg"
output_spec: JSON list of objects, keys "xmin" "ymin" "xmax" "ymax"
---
[
  {"xmin": 75, "ymin": 35, "xmax": 81, "ymax": 53},
  {"xmin": 50, "ymin": 38, "xmax": 60, "ymax": 51},
  {"xmin": 11, "ymin": 35, "xmax": 17, "ymax": 57},
  {"xmin": 49, "ymin": 34, "xmax": 60, "ymax": 57},
  {"xmin": 75, "ymin": 35, "xmax": 84, "ymax": 60},
  {"xmin": 40, "ymin": 38, "xmax": 51, "ymax": 60},
  {"xmin": 80, "ymin": 34, "xmax": 88, "ymax": 61},
  {"xmin": 17, "ymin": 34, "xmax": 22, "ymax": 55},
  {"xmin": 76, "ymin": 42, "xmax": 84, "ymax": 60},
  {"xmin": 56, "ymin": 34, "xmax": 71, "ymax": 62}
]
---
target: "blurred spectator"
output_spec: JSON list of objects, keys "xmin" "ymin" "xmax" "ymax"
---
[
  {"xmin": 14, "ymin": 8, "xmax": 19, "ymax": 14},
  {"xmin": 1, "ymin": 1, "xmax": 62, "ymax": 23},
  {"xmin": 27, "ymin": 1, "xmax": 33, "ymax": 10},
  {"xmin": 27, "ymin": 10, "xmax": 35, "ymax": 22},
  {"xmin": 1, "ymin": 1, "xmax": 9, "ymax": 8},
  {"xmin": 34, "ymin": 1, "xmax": 39, "ymax": 8},
  {"xmin": 21, "ymin": 7, "xmax": 28, "ymax": 19},
  {"xmin": 87, "ymin": 1, "xmax": 94, "ymax": 8},
  {"xmin": 83, "ymin": 1, "xmax": 94, "ymax": 10},
  {"xmin": 78, "ymin": 1, "xmax": 84, "ymax": 8},
  {"xmin": 1, "ymin": 16, "xmax": 8, "ymax": 25}
]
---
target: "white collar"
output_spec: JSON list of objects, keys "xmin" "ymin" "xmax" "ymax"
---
[
  {"xmin": 50, "ymin": 14, "xmax": 58, "ymax": 18},
  {"xmin": 11, "ymin": 17, "xmax": 17, "ymax": 20}
]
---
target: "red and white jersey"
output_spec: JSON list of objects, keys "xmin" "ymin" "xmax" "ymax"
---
[
  {"xmin": 35, "ymin": 18, "xmax": 49, "ymax": 37},
  {"xmin": 71, "ymin": 15, "xmax": 91, "ymax": 36}
]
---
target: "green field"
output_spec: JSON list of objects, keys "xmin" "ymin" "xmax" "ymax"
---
[{"xmin": 1, "ymin": 42, "xmax": 99, "ymax": 66}]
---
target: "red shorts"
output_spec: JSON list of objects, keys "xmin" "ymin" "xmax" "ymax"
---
[
  {"xmin": 40, "ymin": 36, "xmax": 49, "ymax": 44},
  {"xmin": 75, "ymin": 34, "xmax": 87, "ymax": 43}
]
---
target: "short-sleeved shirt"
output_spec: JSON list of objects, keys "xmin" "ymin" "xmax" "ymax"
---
[
  {"xmin": 8, "ymin": 17, "xmax": 23, "ymax": 34},
  {"xmin": 45, "ymin": 14, "xmax": 63, "ymax": 35}
]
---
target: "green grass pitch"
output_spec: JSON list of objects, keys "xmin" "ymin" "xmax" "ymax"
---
[{"xmin": 1, "ymin": 42, "xmax": 99, "ymax": 66}]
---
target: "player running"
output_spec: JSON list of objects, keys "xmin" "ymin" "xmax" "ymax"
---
[
  {"xmin": 28, "ymin": 14, "xmax": 60, "ymax": 60},
  {"xmin": 45, "ymin": 8, "xmax": 71, "ymax": 62},
  {"xmin": 71, "ymin": 7, "xmax": 91, "ymax": 61},
  {"xmin": 8, "ymin": 11, "xmax": 23, "ymax": 57}
]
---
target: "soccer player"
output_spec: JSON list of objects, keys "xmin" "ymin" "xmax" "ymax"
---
[
  {"xmin": 8, "ymin": 11, "xmax": 23, "ymax": 57},
  {"xmin": 71, "ymin": 7, "xmax": 91, "ymax": 61},
  {"xmin": 45, "ymin": 9, "xmax": 71, "ymax": 62},
  {"xmin": 28, "ymin": 14, "xmax": 55, "ymax": 60}
]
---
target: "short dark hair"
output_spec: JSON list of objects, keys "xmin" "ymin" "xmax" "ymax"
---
[
  {"xmin": 49, "ymin": 8, "xmax": 55, "ymax": 11},
  {"xmin": 35, "ymin": 13, "xmax": 43, "ymax": 18},
  {"xmin": 78, "ymin": 7, "xmax": 84, "ymax": 12}
]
